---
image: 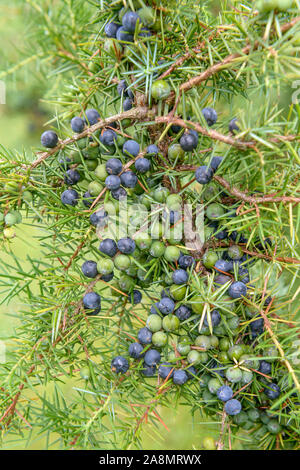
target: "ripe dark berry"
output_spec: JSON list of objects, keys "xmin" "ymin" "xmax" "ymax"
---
[
  {"xmin": 123, "ymin": 140, "xmax": 140, "ymax": 157},
  {"xmin": 217, "ymin": 385, "xmax": 233, "ymax": 402},
  {"xmin": 71, "ymin": 117, "xmax": 85, "ymax": 133},
  {"xmin": 137, "ymin": 327, "xmax": 152, "ymax": 345},
  {"xmin": 204, "ymin": 309, "xmax": 221, "ymax": 327},
  {"xmin": 186, "ymin": 366, "xmax": 197, "ymax": 380},
  {"xmin": 101, "ymin": 272, "xmax": 114, "ymax": 282},
  {"xmin": 81, "ymin": 260, "xmax": 98, "ymax": 278},
  {"xmin": 105, "ymin": 175, "xmax": 121, "ymax": 190},
  {"xmin": 144, "ymin": 349, "xmax": 161, "ymax": 366},
  {"xmin": 58, "ymin": 156, "xmax": 72, "ymax": 171},
  {"xmin": 90, "ymin": 209, "xmax": 108, "ymax": 227},
  {"xmin": 228, "ymin": 281, "xmax": 247, "ymax": 299},
  {"xmin": 215, "ymin": 274, "xmax": 231, "ymax": 287},
  {"xmin": 224, "ymin": 399, "xmax": 242, "ymax": 415},
  {"xmin": 116, "ymin": 27, "xmax": 134, "ymax": 42},
  {"xmin": 214, "ymin": 227, "xmax": 228, "ymax": 240},
  {"xmin": 104, "ymin": 22, "xmax": 120, "ymax": 38},
  {"xmin": 259, "ymin": 360, "xmax": 272, "ymax": 375},
  {"xmin": 128, "ymin": 289, "xmax": 142, "ymax": 304},
  {"xmin": 209, "ymin": 156, "xmax": 223, "ymax": 172},
  {"xmin": 173, "ymin": 369, "xmax": 188, "ymax": 385},
  {"xmin": 41, "ymin": 130, "xmax": 58, "ymax": 148},
  {"xmin": 135, "ymin": 157, "xmax": 150, "ymax": 173},
  {"xmin": 122, "ymin": 11, "xmax": 140, "ymax": 32},
  {"xmin": 100, "ymin": 129, "xmax": 117, "ymax": 147},
  {"xmin": 64, "ymin": 169, "xmax": 81, "ymax": 185},
  {"xmin": 106, "ymin": 158, "xmax": 123, "ymax": 175},
  {"xmin": 172, "ymin": 269, "xmax": 188, "ymax": 285},
  {"xmin": 123, "ymin": 97, "xmax": 133, "ymax": 111},
  {"xmin": 150, "ymin": 302, "xmax": 161, "ymax": 315},
  {"xmin": 146, "ymin": 144, "xmax": 159, "ymax": 156},
  {"xmin": 99, "ymin": 238, "xmax": 117, "ymax": 257},
  {"xmin": 82, "ymin": 191, "xmax": 95, "ymax": 208},
  {"xmin": 120, "ymin": 171, "xmax": 138, "ymax": 188},
  {"xmin": 229, "ymin": 118, "xmax": 239, "ymax": 133},
  {"xmin": 195, "ymin": 166, "xmax": 214, "ymax": 184},
  {"xmin": 250, "ymin": 316, "xmax": 264, "ymax": 334},
  {"xmin": 117, "ymin": 237, "xmax": 136, "ymax": 254},
  {"xmin": 61, "ymin": 189, "xmax": 79, "ymax": 206},
  {"xmin": 141, "ymin": 363, "xmax": 156, "ymax": 377},
  {"xmin": 214, "ymin": 259, "xmax": 231, "ymax": 272},
  {"xmin": 162, "ymin": 210, "xmax": 180, "ymax": 225},
  {"xmin": 158, "ymin": 297, "xmax": 175, "ymax": 315},
  {"xmin": 117, "ymin": 80, "xmax": 134, "ymax": 99},
  {"xmin": 129, "ymin": 342, "xmax": 144, "ymax": 359},
  {"xmin": 202, "ymin": 107, "xmax": 217, "ymax": 126},
  {"xmin": 158, "ymin": 362, "xmax": 174, "ymax": 379},
  {"xmin": 111, "ymin": 187, "xmax": 127, "ymax": 200},
  {"xmin": 175, "ymin": 305, "xmax": 191, "ymax": 321},
  {"xmin": 83, "ymin": 291, "xmax": 101, "ymax": 315},
  {"xmin": 85, "ymin": 108, "xmax": 100, "ymax": 125},
  {"xmin": 139, "ymin": 27, "xmax": 151, "ymax": 38},
  {"xmin": 111, "ymin": 356, "xmax": 129, "ymax": 374},
  {"xmin": 178, "ymin": 254, "xmax": 195, "ymax": 270},
  {"xmin": 180, "ymin": 131, "xmax": 198, "ymax": 152},
  {"xmin": 264, "ymin": 383, "xmax": 280, "ymax": 400}
]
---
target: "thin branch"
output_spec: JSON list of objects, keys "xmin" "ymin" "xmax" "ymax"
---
[
  {"xmin": 174, "ymin": 165, "xmax": 300, "ymax": 206},
  {"xmin": 29, "ymin": 106, "xmax": 150, "ymax": 169},
  {"xmin": 213, "ymin": 175, "xmax": 300, "ymax": 204},
  {"xmin": 155, "ymin": 116, "xmax": 254, "ymax": 149}
]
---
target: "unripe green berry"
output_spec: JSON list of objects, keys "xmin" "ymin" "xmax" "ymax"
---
[
  {"xmin": 164, "ymin": 246, "xmax": 180, "ymax": 262},
  {"xmin": 226, "ymin": 366, "xmax": 243, "ymax": 383},
  {"xmin": 118, "ymin": 274, "xmax": 135, "ymax": 292},
  {"xmin": 97, "ymin": 258, "xmax": 114, "ymax": 275},
  {"xmin": 187, "ymin": 349, "xmax": 201, "ymax": 364},
  {"xmin": 146, "ymin": 314, "xmax": 162, "ymax": 333},
  {"xmin": 228, "ymin": 344, "xmax": 245, "ymax": 361},
  {"xmin": 150, "ymin": 241, "xmax": 165, "ymax": 258},
  {"xmin": 95, "ymin": 163, "xmax": 108, "ymax": 181},
  {"xmin": 206, "ymin": 203, "xmax": 225, "ymax": 220},
  {"xmin": 88, "ymin": 181, "xmax": 103, "ymax": 196},
  {"xmin": 202, "ymin": 436, "xmax": 216, "ymax": 450},
  {"xmin": 203, "ymin": 251, "xmax": 218, "ymax": 269},
  {"xmin": 170, "ymin": 284, "xmax": 187, "ymax": 301},
  {"xmin": 168, "ymin": 144, "xmax": 185, "ymax": 162},
  {"xmin": 162, "ymin": 314, "xmax": 180, "ymax": 332},
  {"xmin": 208, "ymin": 377, "xmax": 223, "ymax": 394},
  {"xmin": 114, "ymin": 254, "xmax": 131, "ymax": 271},
  {"xmin": 151, "ymin": 80, "xmax": 171, "ymax": 100},
  {"xmin": 195, "ymin": 335, "xmax": 211, "ymax": 350},
  {"xmin": 152, "ymin": 331, "xmax": 168, "ymax": 347}
]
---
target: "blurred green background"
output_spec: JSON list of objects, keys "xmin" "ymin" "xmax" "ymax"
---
[{"xmin": 0, "ymin": 1, "xmax": 243, "ymax": 450}]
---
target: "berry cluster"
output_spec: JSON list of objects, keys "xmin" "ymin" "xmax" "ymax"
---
[{"xmin": 33, "ymin": 0, "xmax": 298, "ymax": 448}]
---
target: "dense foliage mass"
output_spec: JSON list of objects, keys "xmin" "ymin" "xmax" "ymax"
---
[{"xmin": 0, "ymin": 0, "xmax": 299, "ymax": 450}]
